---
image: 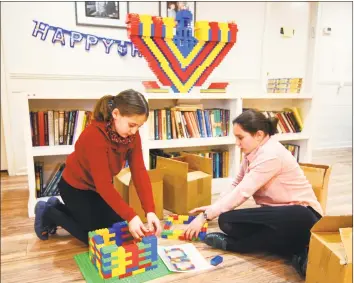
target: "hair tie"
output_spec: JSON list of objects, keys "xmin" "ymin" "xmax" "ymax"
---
[{"xmin": 108, "ymin": 99, "xmax": 114, "ymax": 109}]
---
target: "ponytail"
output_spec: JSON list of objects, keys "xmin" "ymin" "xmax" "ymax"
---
[
  {"xmin": 267, "ymin": 117, "xmax": 279, "ymax": 136},
  {"xmin": 93, "ymin": 95, "xmax": 115, "ymax": 122}
]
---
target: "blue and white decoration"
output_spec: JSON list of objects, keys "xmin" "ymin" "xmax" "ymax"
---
[{"xmin": 32, "ymin": 20, "xmax": 142, "ymax": 58}]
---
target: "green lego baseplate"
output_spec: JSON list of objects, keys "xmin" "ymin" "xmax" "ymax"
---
[{"xmin": 74, "ymin": 252, "xmax": 172, "ymax": 283}]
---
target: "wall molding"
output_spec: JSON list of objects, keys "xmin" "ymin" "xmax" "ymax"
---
[{"xmin": 9, "ymin": 72, "xmax": 260, "ymax": 83}]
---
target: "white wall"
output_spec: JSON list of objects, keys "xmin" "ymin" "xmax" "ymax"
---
[
  {"xmin": 0, "ymin": 2, "xmax": 352, "ymax": 174},
  {"xmin": 312, "ymin": 2, "xmax": 352, "ymax": 149}
]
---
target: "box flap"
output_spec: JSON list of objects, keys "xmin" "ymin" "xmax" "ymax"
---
[
  {"xmin": 311, "ymin": 215, "xmax": 353, "ymax": 233},
  {"xmin": 187, "ymin": 171, "xmax": 210, "ymax": 182},
  {"xmin": 156, "ymin": 156, "xmax": 188, "ymax": 177},
  {"xmin": 339, "ymin": 227, "xmax": 352, "ymax": 264},
  {"xmin": 183, "ymin": 154, "xmax": 213, "ymax": 175}
]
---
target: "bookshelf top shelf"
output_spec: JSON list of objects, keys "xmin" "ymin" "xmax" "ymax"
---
[{"xmin": 25, "ymin": 92, "xmax": 312, "ymax": 100}]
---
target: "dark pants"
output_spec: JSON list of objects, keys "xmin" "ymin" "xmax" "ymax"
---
[
  {"xmin": 43, "ymin": 177, "xmax": 123, "ymax": 245},
  {"xmin": 218, "ymin": 205, "xmax": 322, "ymax": 256}
]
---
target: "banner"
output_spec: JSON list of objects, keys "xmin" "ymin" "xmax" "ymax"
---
[{"xmin": 32, "ymin": 20, "xmax": 142, "ymax": 58}]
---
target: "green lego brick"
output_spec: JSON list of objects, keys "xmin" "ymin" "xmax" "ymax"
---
[
  {"xmin": 138, "ymin": 258, "xmax": 152, "ymax": 266},
  {"xmin": 101, "ymin": 244, "xmax": 118, "ymax": 254},
  {"xmin": 101, "ymin": 263, "xmax": 119, "ymax": 272},
  {"xmin": 139, "ymin": 251, "xmax": 151, "ymax": 258}
]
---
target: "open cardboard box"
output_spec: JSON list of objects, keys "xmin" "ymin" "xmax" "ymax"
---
[
  {"xmin": 113, "ymin": 168, "xmax": 164, "ymax": 222},
  {"xmin": 306, "ymin": 215, "xmax": 353, "ymax": 283},
  {"xmin": 156, "ymin": 153, "xmax": 212, "ymax": 215}
]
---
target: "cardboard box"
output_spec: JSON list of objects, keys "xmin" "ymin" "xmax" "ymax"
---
[
  {"xmin": 156, "ymin": 153, "xmax": 212, "ymax": 215},
  {"xmin": 113, "ymin": 168, "xmax": 164, "ymax": 222},
  {"xmin": 306, "ymin": 215, "xmax": 353, "ymax": 283},
  {"xmin": 299, "ymin": 163, "xmax": 332, "ymax": 214}
]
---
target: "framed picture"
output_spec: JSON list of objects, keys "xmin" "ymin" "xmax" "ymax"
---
[
  {"xmin": 159, "ymin": 2, "xmax": 196, "ymax": 24},
  {"xmin": 75, "ymin": 1, "xmax": 128, "ymax": 28}
]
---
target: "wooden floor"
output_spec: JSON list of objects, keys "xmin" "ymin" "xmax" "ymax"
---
[{"xmin": 1, "ymin": 148, "xmax": 352, "ymax": 283}]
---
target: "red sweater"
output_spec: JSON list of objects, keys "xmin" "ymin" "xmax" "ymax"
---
[{"xmin": 62, "ymin": 120, "xmax": 155, "ymax": 221}]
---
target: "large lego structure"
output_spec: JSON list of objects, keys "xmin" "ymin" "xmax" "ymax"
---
[
  {"xmin": 126, "ymin": 10, "xmax": 238, "ymax": 93},
  {"xmin": 89, "ymin": 221, "xmax": 158, "ymax": 279}
]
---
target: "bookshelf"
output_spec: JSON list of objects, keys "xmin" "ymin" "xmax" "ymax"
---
[{"xmin": 23, "ymin": 91, "xmax": 313, "ymax": 217}]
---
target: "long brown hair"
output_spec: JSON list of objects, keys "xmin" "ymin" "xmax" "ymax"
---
[{"xmin": 93, "ymin": 89, "xmax": 149, "ymax": 122}]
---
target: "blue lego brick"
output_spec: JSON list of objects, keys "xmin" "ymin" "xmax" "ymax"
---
[
  {"xmin": 198, "ymin": 232, "xmax": 206, "ymax": 241},
  {"xmin": 162, "ymin": 26, "xmax": 166, "ymax": 38},
  {"xmin": 150, "ymin": 24, "xmax": 155, "ymax": 36},
  {"xmin": 228, "ymin": 30, "xmax": 231, "ymax": 42},
  {"xmin": 139, "ymin": 23, "xmax": 143, "ymax": 36},
  {"xmin": 101, "ymin": 267, "xmax": 112, "ymax": 276},
  {"xmin": 161, "ymin": 234, "xmax": 168, "ymax": 239},
  {"xmin": 210, "ymin": 255, "xmax": 223, "ymax": 266},
  {"xmin": 93, "ymin": 235, "xmax": 104, "ymax": 245}
]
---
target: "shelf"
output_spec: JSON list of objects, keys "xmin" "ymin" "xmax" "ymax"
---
[
  {"xmin": 274, "ymin": 133, "xmax": 310, "ymax": 141},
  {"xmin": 145, "ymin": 93, "xmax": 238, "ymax": 100},
  {"xmin": 31, "ymin": 145, "xmax": 74, "ymax": 156},
  {"xmin": 241, "ymin": 93, "xmax": 312, "ymax": 99},
  {"xmin": 147, "ymin": 136, "xmax": 236, "ymax": 149}
]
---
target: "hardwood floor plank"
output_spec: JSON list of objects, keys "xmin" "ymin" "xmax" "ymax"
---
[{"xmin": 1, "ymin": 148, "xmax": 352, "ymax": 283}]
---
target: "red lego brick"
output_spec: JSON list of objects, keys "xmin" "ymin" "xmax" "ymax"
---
[
  {"xmin": 228, "ymin": 23, "xmax": 238, "ymax": 43},
  {"xmin": 103, "ymin": 272, "xmax": 112, "ymax": 279},
  {"xmin": 152, "ymin": 16, "xmax": 164, "ymax": 37},
  {"xmin": 209, "ymin": 22, "xmax": 219, "ymax": 42},
  {"xmin": 208, "ymin": 82, "xmax": 229, "ymax": 89},
  {"xmin": 119, "ymin": 272, "xmax": 133, "ymax": 279},
  {"xmin": 139, "ymin": 262, "xmax": 152, "ymax": 269}
]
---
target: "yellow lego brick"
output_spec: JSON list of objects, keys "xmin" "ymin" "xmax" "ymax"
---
[
  {"xmin": 167, "ymin": 235, "xmax": 180, "ymax": 240},
  {"xmin": 139, "ymin": 15, "xmax": 153, "ymax": 37},
  {"xmin": 194, "ymin": 21, "xmax": 210, "ymax": 41},
  {"xmin": 200, "ymin": 89, "xmax": 226, "ymax": 93},
  {"xmin": 95, "ymin": 228, "xmax": 109, "ymax": 235},
  {"xmin": 172, "ymin": 229, "xmax": 184, "ymax": 235},
  {"xmin": 125, "ymin": 260, "xmax": 133, "ymax": 265},
  {"xmin": 126, "ymin": 252, "xmax": 132, "ymax": 257},
  {"xmin": 162, "ymin": 17, "xmax": 175, "ymax": 39},
  {"xmin": 133, "ymin": 268, "xmax": 146, "ymax": 275},
  {"xmin": 218, "ymin": 22, "xmax": 229, "ymax": 42}
]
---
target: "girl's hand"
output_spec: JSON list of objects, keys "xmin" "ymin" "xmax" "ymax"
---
[
  {"xmin": 146, "ymin": 212, "xmax": 162, "ymax": 237},
  {"xmin": 128, "ymin": 215, "xmax": 148, "ymax": 239},
  {"xmin": 188, "ymin": 205, "xmax": 211, "ymax": 215},
  {"xmin": 184, "ymin": 213, "xmax": 206, "ymax": 241}
]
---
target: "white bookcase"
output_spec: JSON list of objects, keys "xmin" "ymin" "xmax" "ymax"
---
[{"xmin": 23, "ymin": 91, "xmax": 313, "ymax": 218}]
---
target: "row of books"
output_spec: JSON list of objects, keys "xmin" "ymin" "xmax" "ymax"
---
[
  {"xmin": 243, "ymin": 107, "xmax": 303, "ymax": 134},
  {"xmin": 148, "ymin": 105, "xmax": 230, "ymax": 140},
  {"xmin": 35, "ymin": 161, "xmax": 65, "ymax": 197},
  {"xmin": 30, "ymin": 110, "xmax": 92, "ymax": 147},
  {"xmin": 149, "ymin": 149, "xmax": 229, "ymax": 178}
]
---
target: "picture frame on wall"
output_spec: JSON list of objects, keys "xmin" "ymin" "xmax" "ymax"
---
[
  {"xmin": 159, "ymin": 1, "xmax": 196, "ymax": 23},
  {"xmin": 75, "ymin": 1, "xmax": 129, "ymax": 28}
]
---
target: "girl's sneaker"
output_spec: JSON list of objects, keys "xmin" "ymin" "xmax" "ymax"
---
[{"xmin": 34, "ymin": 201, "xmax": 50, "ymax": 240}]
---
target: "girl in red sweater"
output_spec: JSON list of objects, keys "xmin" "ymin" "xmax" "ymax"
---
[{"xmin": 34, "ymin": 89, "xmax": 161, "ymax": 245}]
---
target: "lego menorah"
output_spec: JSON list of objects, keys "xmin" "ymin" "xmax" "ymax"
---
[
  {"xmin": 161, "ymin": 214, "xmax": 208, "ymax": 241},
  {"xmin": 89, "ymin": 221, "xmax": 158, "ymax": 280},
  {"xmin": 126, "ymin": 10, "xmax": 238, "ymax": 93}
]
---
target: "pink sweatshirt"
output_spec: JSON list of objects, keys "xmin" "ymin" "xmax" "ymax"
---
[{"xmin": 206, "ymin": 136, "xmax": 323, "ymax": 219}]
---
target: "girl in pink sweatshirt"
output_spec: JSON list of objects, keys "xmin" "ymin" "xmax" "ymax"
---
[{"xmin": 185, "ymin": 109, "xmax": 322, "ymax": 279}]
